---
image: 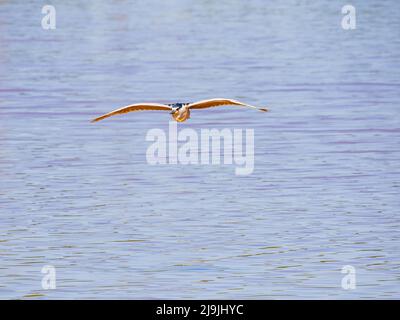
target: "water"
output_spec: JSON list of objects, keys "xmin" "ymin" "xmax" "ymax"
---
[{"xmin": 0, "ymin": 0, "xmax": 399, "ymax": 299}]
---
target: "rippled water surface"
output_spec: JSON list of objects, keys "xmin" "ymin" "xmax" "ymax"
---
[{"xmin": 0, "ymin": 0, "xmax": 399, "ymax": 299}]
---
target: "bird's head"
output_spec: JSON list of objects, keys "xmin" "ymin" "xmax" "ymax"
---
[
  {"xmin": 169, "ymin": 102, "xmax": 191, "ymax": 114},
  {"xmin": 170, "ymin": 103, "xmax": 183, "ymax": 114},
  {"xmin": 170, "ymin": 107, "xmax": 179, "ymax": 114}
]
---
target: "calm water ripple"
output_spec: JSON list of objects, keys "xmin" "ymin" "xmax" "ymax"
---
[{"xmin": 0, "ymin": 0, "xmax": 399, "ymax": 299}]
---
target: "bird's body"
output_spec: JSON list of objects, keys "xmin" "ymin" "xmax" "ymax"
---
[
  {"xmin": 91, "ymin": 98, "xmax": 268, "ymax": 123},
  {"xmin": 168, "ymin": 103, "xmax": 192, "ymax": 122}
]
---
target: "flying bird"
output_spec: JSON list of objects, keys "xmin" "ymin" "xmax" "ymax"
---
[{"xmin": 91, "ymin": 98, "xmax": 268, "ymax": 123}]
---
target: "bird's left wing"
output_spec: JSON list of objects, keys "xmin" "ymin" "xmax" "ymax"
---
[
  {"xmin": 188, "ymin": 98, "xmax": 268, "ymax": 112},
  {"xmin": 91, "ymin": 103, "xmax": 172, "ymax": 122}
]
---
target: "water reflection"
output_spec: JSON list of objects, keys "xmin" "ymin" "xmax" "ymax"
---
[{"xmin": 0, "ymin": 0, "xmax": 399, "ymax": 299}]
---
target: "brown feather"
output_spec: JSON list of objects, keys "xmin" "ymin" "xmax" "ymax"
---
[
  {"xmin": 188, "ymin": 98, "xmax": 267, "ymax": 112},
  {"xmin": 91, "ymin": 103, "xmax": 172, "ymax": 122}
]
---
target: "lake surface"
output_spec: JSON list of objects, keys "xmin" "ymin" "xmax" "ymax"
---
[{"xmin": 0, "ymin": 0, "xmax": 399, "ymax": 299}]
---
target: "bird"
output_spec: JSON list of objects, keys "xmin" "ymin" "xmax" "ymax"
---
[{"xmin": 91, "ymin": 98, "xmax": 268, "ymax": 123}]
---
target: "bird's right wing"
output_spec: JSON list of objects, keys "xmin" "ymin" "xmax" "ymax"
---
[{"xmin": 91, "ymin": 103, "xmax": 172, "ymax": 122}]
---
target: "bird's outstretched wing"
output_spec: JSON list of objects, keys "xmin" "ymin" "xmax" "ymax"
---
[
  {"xmin": 188, "ymin": 98, "xmax": 268, "ymax": 112},
  {"xmin": 91, "ymin": 103, "xmax": 172, "ymax": 122}
]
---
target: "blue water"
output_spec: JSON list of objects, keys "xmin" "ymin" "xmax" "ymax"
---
[{"xmin": 0, "ymin": 0, "xmax": 399, "ymax": 299}]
